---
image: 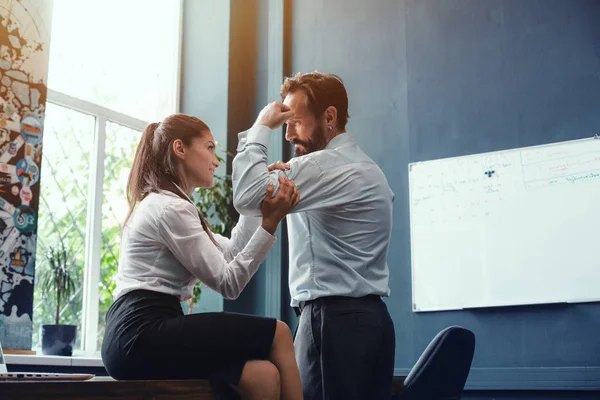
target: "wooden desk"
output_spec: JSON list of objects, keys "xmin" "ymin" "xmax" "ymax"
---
[
  {"xmin": 0, "ymin": 378, "xmax": 212, "ymax": 400},
  {"xmin": 0, "ymin": 375, "xmax": 406, "ymax": 399}
]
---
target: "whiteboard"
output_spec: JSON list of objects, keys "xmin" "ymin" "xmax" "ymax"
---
[{"xmin": 409, "ymin": 136, "xmax": 600, "ymax": 312}]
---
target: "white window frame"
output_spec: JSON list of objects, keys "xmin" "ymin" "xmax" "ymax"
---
[
  {"xmin": 46, "ymin": 89, "xmax": 147, "ymax": 355},
  {"xmin": 42, "ymin": 0, "xmax": 183, "ymax": 356}
]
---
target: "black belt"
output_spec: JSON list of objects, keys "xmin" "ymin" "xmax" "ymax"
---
[{"xmin": 293, "ymin": 294, "xmax": 382, "ymax": 317}]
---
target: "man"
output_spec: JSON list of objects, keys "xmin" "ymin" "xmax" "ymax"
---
[{"xmin": 232, "ymin": 72, "xmax": 395, "ymax": 400}]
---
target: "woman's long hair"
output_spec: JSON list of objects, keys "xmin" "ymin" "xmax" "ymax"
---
[{"xmin": 124, "ymin": 114, "xmax": 219, "ymax": 248}]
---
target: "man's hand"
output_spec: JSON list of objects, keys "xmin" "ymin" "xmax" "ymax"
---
[{"xmin": 253, "ymin": 101, "xmax": 294, "ymax": 130}]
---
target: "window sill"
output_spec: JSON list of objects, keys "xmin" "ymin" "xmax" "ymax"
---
[{"xmin": 4, "ymin": 354, "xmax": 104, "ymax": 368}]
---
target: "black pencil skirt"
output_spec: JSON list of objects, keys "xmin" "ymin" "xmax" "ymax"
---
[{"xmin": 101, "ymin": 289, "xmax": 277, "ymax": 388}]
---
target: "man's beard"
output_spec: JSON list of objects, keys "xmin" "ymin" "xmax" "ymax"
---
[{"xmin": 292, "ymin": 125, "xmax": 328, "ymax": 157}]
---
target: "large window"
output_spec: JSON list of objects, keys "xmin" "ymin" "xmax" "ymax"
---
[
  {"xmin": 32, "ymin": 0, "xmax": 181, "ymax": 355},
  {"xmin": 47, "ymin": 0, "xmax": 181, "ymax": 122}
]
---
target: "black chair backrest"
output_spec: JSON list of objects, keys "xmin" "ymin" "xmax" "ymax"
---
[{"xmin": 400, "ymin": 325, "xmax": 475, "ymax": 400}]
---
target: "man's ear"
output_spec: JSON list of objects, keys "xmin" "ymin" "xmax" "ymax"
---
[
  {"xmin": 172, "ymin": 139, "xmax": 185, "ymax": 160},
  {"xmin": 324, "ymin": 106, "xmax": 338, "ymax": 130}
]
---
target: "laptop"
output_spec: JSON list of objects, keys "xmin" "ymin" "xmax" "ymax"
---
[{"xmin": 0, "ymin": 340, "xmax": 94, "ymax": 381}]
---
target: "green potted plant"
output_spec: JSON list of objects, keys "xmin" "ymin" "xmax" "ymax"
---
[
  {"xmin": 187, "ymin": 148, "xmax": 236, "ymax": 314},
  {"xmin": 40, "ymin": 241, "xmax": 78, "ymax": 356}
]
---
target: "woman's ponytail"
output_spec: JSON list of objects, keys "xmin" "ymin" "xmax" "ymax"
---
[{"xmin": 124, "ymin": 122, "xmax": 159, "ymax": 226}]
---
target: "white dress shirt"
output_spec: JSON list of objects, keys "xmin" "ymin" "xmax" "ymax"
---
[
  {"xmin": 113, "ymin": 189, "xmax": 276, "ymax": 302},
  {"xmin": 233, "ymin": 125, "xmax": 394, "ymax": 306}
]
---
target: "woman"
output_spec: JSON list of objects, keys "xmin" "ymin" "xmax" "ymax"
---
[{"xmin": 101, "ymin": 114, "xmax": 303, "ymax": 400}]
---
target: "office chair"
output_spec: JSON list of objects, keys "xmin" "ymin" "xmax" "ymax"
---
[{"xmin": 397, "ymin": 325, "xmax": 475, "ymax": 400}]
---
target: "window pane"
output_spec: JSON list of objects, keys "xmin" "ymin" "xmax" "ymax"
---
[
  {"xmin": 97, "ymin": 122, "xmax": 142, "ymax": 351},
  {"xmin": 48, "ymin": 0, "xmax": 180, "ymax": 122},
  {"xmin": 33, "ymin": 103, "xmax": 95, "ymax": 351}
]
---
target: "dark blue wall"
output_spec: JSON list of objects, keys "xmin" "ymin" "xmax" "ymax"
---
[{"xmin": 290, "ymin": 0, "xmax": 600, "ymax": 397}]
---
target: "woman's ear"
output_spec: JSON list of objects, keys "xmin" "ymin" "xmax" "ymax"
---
[{"xmin": 172, "ymin": 139, "xmax": 186, "ymax": 160}]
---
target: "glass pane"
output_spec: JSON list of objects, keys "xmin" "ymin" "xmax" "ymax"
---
[
  {"xmin": 47, "ymin": 0, "xmax": 180, "ymax": 122},
  {"xmin": 33, "ymin": 103, "xmax": 95, "ymax": 351},
  {"xmin": 97, "ymin": 122, "xmax": 142, "ymax": 351}
]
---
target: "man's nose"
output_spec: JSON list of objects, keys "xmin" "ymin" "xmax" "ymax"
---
[{"xmin": 285, "ymin": 124, "xmax": 296, "ymax": 141}]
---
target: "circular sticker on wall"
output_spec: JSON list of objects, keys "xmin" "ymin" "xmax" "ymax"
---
[
  {"xmin": 21, "ymin": 115, "xmax": 43, "ymax": 144},
  {"xmin": 13, "ymin": 205, "xmax": 36, "ymax": 233},
  {"xmin": 15, "ymin": 158, "xmax": 39, "ymax": 186},
  {"xmin": 20, "ymin": 186, "xmax": 32, "ymax": 203},
  {"xmin": 8, "ymin": 142, "xmax": 17, "ymax": 156}
]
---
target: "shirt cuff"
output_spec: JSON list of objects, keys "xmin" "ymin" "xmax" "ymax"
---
[
  {"xmin": 255, "ymin": 225, "xmax": 277, "ymax": 244},
  {"xmin": 238, "ymin": 125, "xmax": 271, "ymax": 151},
  {"xmin": 244, "ymin": 225, "xmax": 277, "ymax": 263}
]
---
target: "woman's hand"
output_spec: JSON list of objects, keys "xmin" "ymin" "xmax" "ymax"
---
[
  {"xmin": 268, "ymin": 161, "xmax": 290, "ymax": 172},
  {"xmin": 260, "ymin": 175, "xmax": 300, "ymax": 234}
]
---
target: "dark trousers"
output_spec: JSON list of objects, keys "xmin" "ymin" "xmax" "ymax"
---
[{"xmin": 294, "ymin": 295, "xmax": 396, "ymax": 400}]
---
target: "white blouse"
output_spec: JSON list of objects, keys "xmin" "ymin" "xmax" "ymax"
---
[{"xmin": 113, "ymin": 190, "xmax": 276, "ymax": 302}]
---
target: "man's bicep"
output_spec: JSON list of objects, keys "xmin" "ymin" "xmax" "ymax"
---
[
  {"xmin": 233, "ymin": 171, "xmax": 280, "ymax": 216},
  {"xmin": 284, "ymin": 157, "xmax": 336, "ymax": 213},
  {"xmin": 232, "ymin": 146, "xmax": 276, "ymax": 216},
  {"xmin": 233, "ymin": 148, "xmax": 337, "ymax": 215}
]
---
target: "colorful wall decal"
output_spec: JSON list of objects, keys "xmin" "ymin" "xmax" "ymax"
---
[{"xmin": 0, "ymin": 0, "xmax": 54, "ymax": 350}]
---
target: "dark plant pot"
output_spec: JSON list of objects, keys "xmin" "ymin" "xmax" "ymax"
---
[{"xmin": 41, "ymin": 324, "xmax": 77, "ymax": 356}]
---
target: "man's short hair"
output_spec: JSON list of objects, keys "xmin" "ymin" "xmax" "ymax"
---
[{"xmin": 280, "ymin": 72, "xmax": 349, "ymax": 131}]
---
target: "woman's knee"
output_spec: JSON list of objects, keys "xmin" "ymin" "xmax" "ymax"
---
[
  {"xmin": 237, "ymin": 360, "xmax": 280, "ymax": 399},
  {"xmin": 272, "ymin": 320, "xmax": 293, "ymax": 349}
]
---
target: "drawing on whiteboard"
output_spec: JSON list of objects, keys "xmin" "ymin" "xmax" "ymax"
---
[
  {"xmin": 484, "ymin": 185, "xmax": 498, "ymax": 193},
  {"xmin": 409, "ymin": 136, "xmax": 600, "ymax": 312},
  {"xmin": 522, "ymin": 142, "xmax": 600, "ymax": 190},
  {"xmin": 409, "ymin": 152, "xmax": 518, "ymax": 229},
  {"xmin": 565, "ymin": 171, "xmax": 600, "ymax": 184}
]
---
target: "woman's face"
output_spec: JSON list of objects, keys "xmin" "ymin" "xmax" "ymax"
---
[{"xmin": 178, "ymin": 131, "xmax": 220, "ymax": 189}]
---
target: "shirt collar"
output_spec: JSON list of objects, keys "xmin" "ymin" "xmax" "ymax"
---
[
  {"xmin": 172, "ymin": 182, "xmax": 194, "ymax": 202},
  {"xmin": 324, "ymin": 132, "xmax": 354, "ymax": 150},
  {"xmin": 159, "ymin": 183, "xmax": 194, "ymax": 203}
]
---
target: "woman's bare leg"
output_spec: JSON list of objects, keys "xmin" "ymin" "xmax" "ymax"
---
[
  {"xmin": 269, "ymin": 320, "xmax": 303, "ymax": 400},
  {"xmin": 234, "ymin": 360, "xmax": 281, "ymax": 400}
]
